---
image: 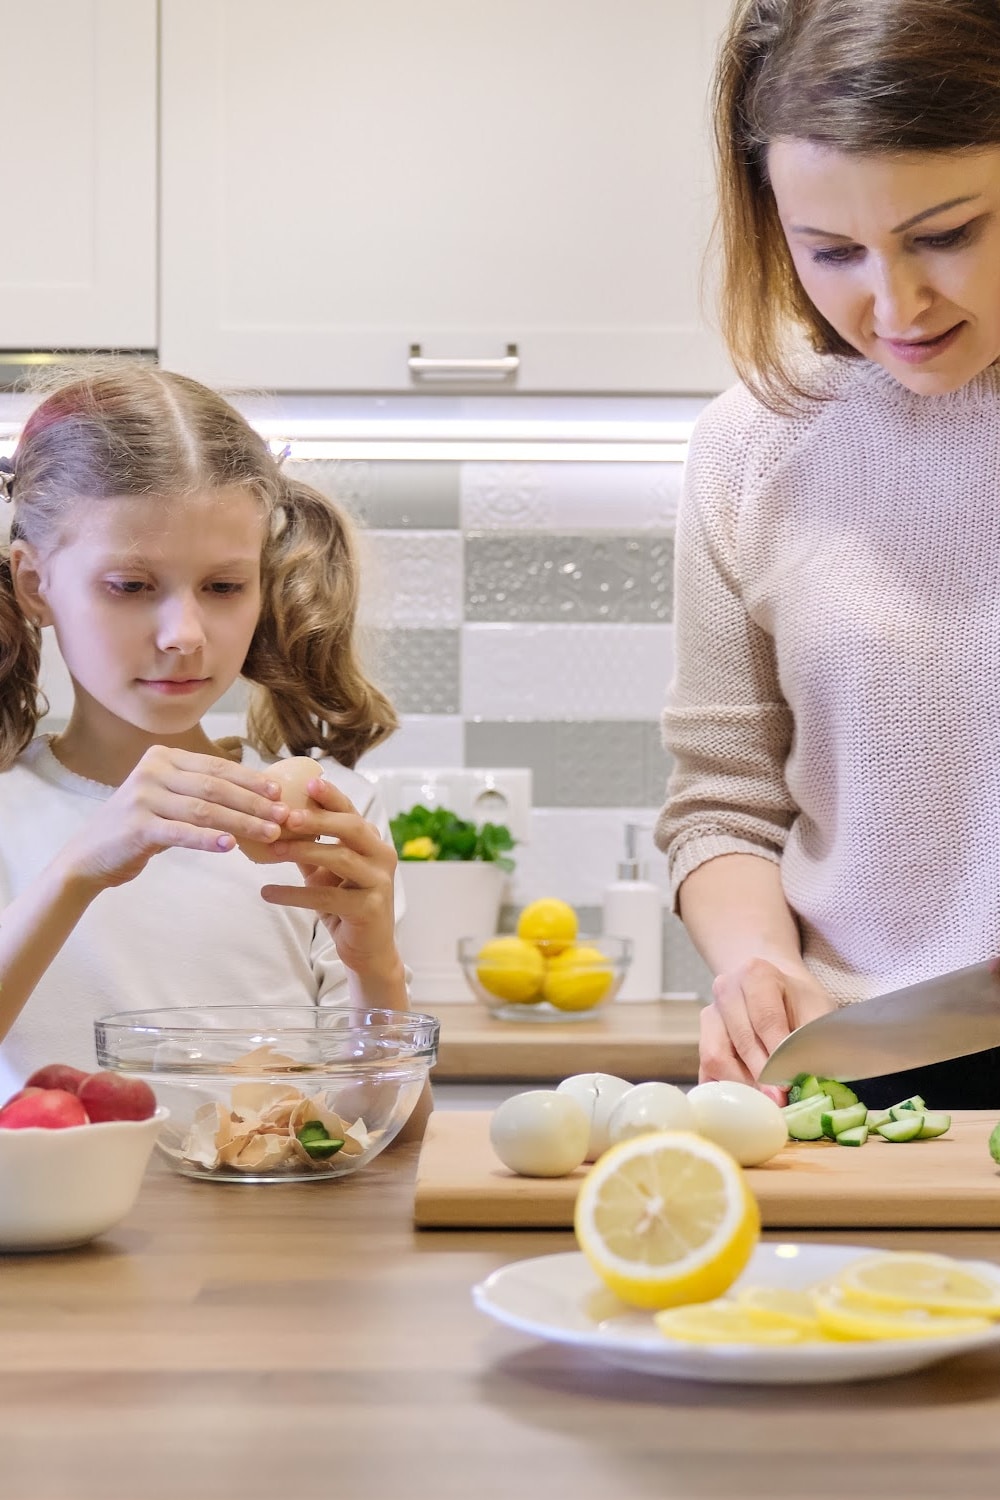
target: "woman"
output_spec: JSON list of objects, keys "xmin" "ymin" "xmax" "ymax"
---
[{"xmin": 655, "ymin": 0, "xmax": 1000, "ymax": 1107}]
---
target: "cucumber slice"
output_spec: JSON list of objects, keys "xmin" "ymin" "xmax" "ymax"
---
[
  {"xmin": 821, "ymin": 1102, "xmax": 868, "ymax": 1139},
  {"xmin": 783, "ymin": 1093, "xmax": 833, "ymax": 1120},
  {"xmin": 819, "ymin": 1079, "xmax": 860, "ymax": 1110},
  {"xmin": 889, "ymin": 1101, "xmax": 929, "ymax": 1122},
  {"xmin": 792, "ymin": 1074, "xmax": 825, "ymax": 1103},
  {"xmin": 785, "ymin": 1099, "xmax": 830, "ymax": 1140},
  {"xmin": 864, "ymin": 1108, "xmax": 891, "ymax": 1130},
  {"xmin": 877, "ymin": 1114, "xmax": 925, "ymax": 1142},
  {"xmin": 916, "ymin": 1111, "xmax": 952, "ymax": 1140},
  {"xmin": 835, "ymin": 1124, "xmax": 869, "ymax": 1146},
  {"xmin": 892, "ymin": 1095, "xmax": 926, "ymax": 1113}
]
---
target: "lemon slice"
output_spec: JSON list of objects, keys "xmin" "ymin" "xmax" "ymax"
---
[
  {"xmin": 573, "ymin": 1130, "xmax": 760, "ymax": 1310},
  {"xmin": 655, "ymin": 1300, "xmax": 805, "ymax": 1345},
  {"xmin": 736, "ymin": 1286, "xmax": 826, "ymax": 1337},
  {"xmin": 831, "ymin": 1253, "xmax": 1000, "ymax": 1320},
  {"xmin": 814, "ymin": 1288, "xmax": 991, "ymax": 1341}
]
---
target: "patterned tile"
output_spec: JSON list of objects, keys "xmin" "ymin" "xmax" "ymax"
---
[
  {"xmin": 362, "ymin": 628, "xmax": 460, "ymax": 715},
  {"xmin": 461, "ymin": 461, "xmax": 684, "ymax": 530},
  {"xmin": 466, "ymin": 533, "xmax": 673, "ymax": 623},
  {"xmin": 461, "ymin": 624, "xmax": 673, "ymax": 720},
  {"xmin": 284, "ymin": 459, "xmax": 460, "ymax": 528},
  {"xmin": 359, "ymin": 531, "xmax": 463, "ymax": 628},
  {"xmin": 357, "ymin": 714, "xmax": 465, "ymax": 772},
  {"xmin": 466, "ymin": 720, "xmax": 672, "ymax": 808}
]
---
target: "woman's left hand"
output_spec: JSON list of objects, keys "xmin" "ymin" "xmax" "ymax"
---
[{"xmin": 253, "ymin": 774, "xmax": 406, "ymax": 1004}]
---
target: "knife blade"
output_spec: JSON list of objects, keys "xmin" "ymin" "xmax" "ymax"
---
[{"xmin": 756, "ymin": 959, "xmax": 1000, "ymax": 1085}]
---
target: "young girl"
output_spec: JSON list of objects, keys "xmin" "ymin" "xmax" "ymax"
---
[
  {"xmin": 656, "ymin": 0, "xmax": 1000, "ymax": 1107},
  {"xmin": 0, "ymin": 362, "xmax": 407, "ymax": 1096}
]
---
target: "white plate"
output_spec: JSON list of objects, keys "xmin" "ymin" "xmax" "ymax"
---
[{"xmin": 472, "ymin": 1243, "xmax": 1000, "ymax": 1385}]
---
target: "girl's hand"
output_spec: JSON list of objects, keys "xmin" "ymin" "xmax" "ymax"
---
[
  {"xmin": 698, "ymin": 957, "xmax": 836, "ymax": 1101},
  {"xmin": 55, "ymin": 745, "xmax": 290, "ymax": 892},
  {"xmin": 254, "ymin": 775, "xmax": 405, "ymax": 1000}
]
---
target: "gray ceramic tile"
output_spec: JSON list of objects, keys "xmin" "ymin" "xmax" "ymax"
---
[
  {"xmin": 465, "ymin": 533, "xmax": 673, "ymax": 623},
  {"xmin": 362, "ymin": 628, "xmax": 460, "ymax": 715},
  {"xmin": 466, "ymin": 720, "xmax": 673, "ymax": 808},
  {"xmin": 284, "ymin": 460, "xmax": 460, "ymax": 528}
]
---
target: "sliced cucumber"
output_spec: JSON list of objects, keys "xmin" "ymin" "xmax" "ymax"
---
[
  {"xmin": 821, "ymin": 1102, "xmax": 868, "ymax": 1139},
  {"xmin": 916, "ymin": 1111, "xmax": 952, "ymax": 1140},
  {"xmin": 790, "ymin": 1074, "xmax": 825, "ymax": 1103},
  {"xmin": 864, "ymin": 1108, "xmax": 891, "ymax": 1130},
  {"xmin": 835, "ymin": 1124, "xmax": 869, "ymax": 1147},
  {"xmin": 783, "ymin": 1093, "xmax": 833, "ymax": 1121},
  {"xmin": 821, "ymin": 1079, "xmax": 860, "ymax": 1110},
  {"xmin": 893, "ymin": 1094, "xmax": 927, "ymax": 1113},
  {"xmin": 889, "ymin": 1101, "xmax": 930, "ymax": 1122},
  {"xmin": 877, "ymin": 1113, "xmax": 925, "ymax": 1142},
  {"xmin": 785, "ymin": 1098, "xmax": 830, "ymax": 1141}
]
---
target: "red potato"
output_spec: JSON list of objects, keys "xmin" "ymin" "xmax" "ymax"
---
[
  {"xmin": 0, "ymin": 1088, "xmax": 89, "ymax": 1130},
  {"xmin": 237, "ymin": 756, "xmax": 324, "ymax": 865},
  {"xmin": 77, "ymin": 1072, "xmax": 157, "ymax": 1123},
  {"xmin": 25, "ymin": 1062, "xmax": 89, "ymax": 1095}
]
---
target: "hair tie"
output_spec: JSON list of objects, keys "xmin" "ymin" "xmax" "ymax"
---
[{"xmin": 0, "ymin": 456, "xmax": 13, "ymax": 503}]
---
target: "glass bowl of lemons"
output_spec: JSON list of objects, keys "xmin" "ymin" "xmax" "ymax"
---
[{"xmin": 458, "ymin": 899, "xmax": 633, "ymax": 1022}]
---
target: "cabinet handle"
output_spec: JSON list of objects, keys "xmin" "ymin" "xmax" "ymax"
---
[{"xmin": 408, "ymin": 342, "xmax": 519, "ymax": 379}]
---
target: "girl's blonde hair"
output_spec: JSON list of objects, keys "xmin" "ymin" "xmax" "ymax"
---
[
  {"xmin": 0, "ymin": 361, "xmax": 397, "ymax": 771},
  {"xmin": 715, "ymin": 0, "xmax": 1000, "ymax": 410}
]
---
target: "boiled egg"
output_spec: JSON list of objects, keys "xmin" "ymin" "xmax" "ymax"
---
[
  {"xmin": 237, "ymin": 756, "xmax": 323, "ymax": 864},
  {"xmin": 607, "ymin": 1081, "xmax": 694, "ymax": 1145},
  {"xmin": 489, "ymin": 1089, "xmax": 590, "ymax": 1177},
  {"xmin": 555, "ymin": 1073, "xmax": 634, "ymax": 1160},
  {"xmin": 686, "ymin": 1080, "xmax": 788, "ymax": 1166}
]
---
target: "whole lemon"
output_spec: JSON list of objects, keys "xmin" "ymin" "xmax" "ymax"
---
[
  {"xmin": 516, "ymin": 898, "xmax": 578, "ymax": 956},
  {"xmin": 542, "ymin": 944, "xmax": 614, "ymax": 1012},
  {"xmin": 475, "ymin": 936, "xmax": 546, "ymax": 1003}
]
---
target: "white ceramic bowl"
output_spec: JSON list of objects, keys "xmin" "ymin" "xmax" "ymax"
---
[{"xmin": 0, "ymin": 1108, "xmax": 166, "ymax": 1253}]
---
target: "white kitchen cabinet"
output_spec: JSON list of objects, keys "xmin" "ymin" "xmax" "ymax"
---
[
  {"xmin": 0, "ymin": 0, "xmax": 157, "ymax": 350},
  {"xmin": 160, "ymin": 0, "xmax": 732, "ymax": 393}
]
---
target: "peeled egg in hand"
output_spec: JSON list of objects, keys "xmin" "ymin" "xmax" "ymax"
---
[
  {"xmin": 607, "ymin": 1081, "xmax": 694, "ymax": 1145},
  {"xmin": 237, "ymin": 756, "xmax": 324, "ymax": 864},
  {"xmin": 686, "ymin": 1080, "xmax": 788, "ymax": 1166},
  {"xmin": 555, "ymin": 1073, "xmax": 634, "ymax": 1161},
  {"xmin": 489, "ymin": 1090, "xmax": 590, "ymax": 1177}
]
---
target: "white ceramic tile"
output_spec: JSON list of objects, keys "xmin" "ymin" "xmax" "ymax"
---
[
  {"xmin": 358, "ymin": 530, "xmax": 463, "ymax": 627},
  {"xmin": 461, "ymin": 461, "xmax": 684, "ymax": 531},
  {"xmin": 357, "ymin": 715, "xmax": 465, "ymax": 773},
  {"xmin": 506, "ymin": 808, "xmax": 670, "ymax": 910},
  {"xmin": 461, "ymin": 623, "xmax": 673, "ymax": 720}
]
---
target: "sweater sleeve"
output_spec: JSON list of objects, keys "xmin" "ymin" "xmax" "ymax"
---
[{"xmin": 654, "ymin": 391, "xmax": 798, "ymax": 906}]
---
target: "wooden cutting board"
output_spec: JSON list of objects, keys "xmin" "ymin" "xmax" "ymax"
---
[{"xmin": 414, "ymin": 1109, "xmax": 1000, "ymax": 1229}]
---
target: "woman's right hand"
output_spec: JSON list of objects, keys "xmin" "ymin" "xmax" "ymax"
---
[
  {"xmin": 53, "ymin": 745, "xmax": 291, "ymax": 893},
  {"xmin": 698, "ymin": 957, "xmax": 836, "ymax": 1097}
]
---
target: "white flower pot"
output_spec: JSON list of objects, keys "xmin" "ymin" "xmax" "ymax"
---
[{"xmin": 396, "ymin": 861, "xmax": 507, "ymax": 1008}]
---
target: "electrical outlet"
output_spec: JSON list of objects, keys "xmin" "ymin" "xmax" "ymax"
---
[{"xmin": 363, "ymin": 767, "xmax": 532, "ymax": 844}]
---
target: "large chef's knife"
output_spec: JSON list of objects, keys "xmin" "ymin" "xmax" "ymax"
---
[{"xmin": 757, "ymin": 959, "xmax": 1000, "ymax": 1085}]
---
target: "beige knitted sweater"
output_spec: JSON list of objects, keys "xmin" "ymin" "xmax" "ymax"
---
[{"xmin": 655, "ymin": 354, "xmax": 1000, "ymax": 1004}]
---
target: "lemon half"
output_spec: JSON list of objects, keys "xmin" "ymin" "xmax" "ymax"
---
[{"xmin": 573, "ymin": 1130, "xmax": 760, "ymax": 1310}]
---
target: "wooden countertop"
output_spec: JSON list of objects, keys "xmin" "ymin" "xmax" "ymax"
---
[
  {"xmin": 3, "ymin": 1146, "xmax": 1000, "ymax": 1499},
  {"xmin": 431, "ymin": 999, "xmax": 702, "ymax": 1082}
]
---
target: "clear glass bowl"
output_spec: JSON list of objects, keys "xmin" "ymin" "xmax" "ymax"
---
[
  {"xmin": 457, "ymin": 933, "xmax": 632, "ymax": 1023},
  {"xmin": 94, "ymin": 1006, "xmax": 439, "ymax": 1183}
]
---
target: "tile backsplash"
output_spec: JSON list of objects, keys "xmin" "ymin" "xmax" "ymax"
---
[{"xmin": 36, "ymin": 455, "xmax": 712, "ymax": 999}]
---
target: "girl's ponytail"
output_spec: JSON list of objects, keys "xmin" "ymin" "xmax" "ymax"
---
[
  {"xmin": 242, "ymin": 476, "xmax": 397, "ymax": 768},
  {"xmin": 0, "ymin": 544, "xmax": 45, "ymax": 772}
]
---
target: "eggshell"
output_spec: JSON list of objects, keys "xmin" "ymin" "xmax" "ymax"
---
[
  {"xmin": 555, "ymin": 1073, "xmax": 634, "ymax": 1161},
  {"xmin": 489, "ymin": 1089, "xmax": 590, "ymax": 1177},
  {"xmin": 686, "ymin": 1081, "xmax": 788, "ymax": 1166},
  {"xmin": 607, "ymin": 1081, "xmax": 694, "ymax": 1145},
  {"xmin": 237, "ymin": 756, "xmax": 323, "ymax": 864}
]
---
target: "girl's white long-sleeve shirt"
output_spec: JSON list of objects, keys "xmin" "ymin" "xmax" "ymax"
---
[
  {"xmin": 655, "ymin": 355, "xmax": 1000, "ymax": 1005},
  {"xmin": 0, "ymin": 736, "xmax": 403, "ymax": 1094}
]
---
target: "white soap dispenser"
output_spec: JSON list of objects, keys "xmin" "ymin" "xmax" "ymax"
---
[{"xmin": 602, "ymin": 822, "xmax": 663, "ymax": 1002}]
